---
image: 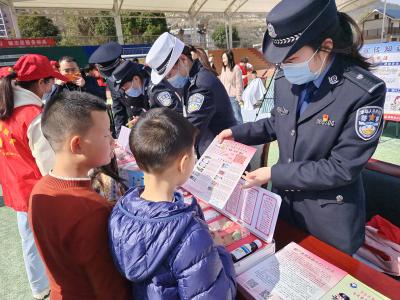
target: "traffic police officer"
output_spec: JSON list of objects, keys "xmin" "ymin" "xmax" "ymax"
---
[
  {"xmin": 218, "ymin": 0, "xmax": 386, "ymax": 254},
  {"xmin": 146, "ymin": 33, "xmax": 237, "ymax": 156},
  {"xmin": 88, "ymin": 42, "xmax": 126, "ymax": 136},
  {"xmin": 111, "ymin": 61, "xmax": 151, "ymax": 120}
]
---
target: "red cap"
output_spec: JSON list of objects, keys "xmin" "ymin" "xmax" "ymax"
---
[
  {"xmin": 0, "ymin": 67, "xmax": 13, "ymax": 79},
  {"xmin": 13, "ymin": 54, "xmax": 67, "ymax": 82},
  {"xmin": 50, "ymin": 60, "xmax": 59, "ymax": 68}
]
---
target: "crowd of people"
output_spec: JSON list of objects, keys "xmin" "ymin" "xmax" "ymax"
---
[
  {"xmin": 0, "ymin": 0, "xmax": 387, "ymax": 299},
  {"xmin": 0, "ymin": 33, "xmax": 254, "ymax": 300}
]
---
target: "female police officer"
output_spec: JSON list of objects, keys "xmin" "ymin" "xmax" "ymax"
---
[
  {"xmin": 218, "ymin": 0, "xmax": 385, "ymax": 255},
  {"xmin": 111, "ymin": 60, "xmax": 151, "ymax": 123},
  {"xmin": 146, "ymin": 33, "xmax": 237, "ymax": 156}
]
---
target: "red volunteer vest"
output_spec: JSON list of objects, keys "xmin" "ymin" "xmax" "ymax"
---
[{"xmin": 0, "ymin": 105, "xmax": 42, "ymax": 212}]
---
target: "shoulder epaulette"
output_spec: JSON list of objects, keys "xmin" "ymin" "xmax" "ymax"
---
[{"xmin": 343, "ymin": 65, "xmax": 385, "ymax": 94}]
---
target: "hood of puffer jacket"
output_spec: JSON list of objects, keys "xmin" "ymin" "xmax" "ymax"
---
[
  {"xmin": 109, "ymin": 187, "xmax": 200, "ymax": 282},
  {"xmin": 13, "ymin": 84, "xmax": 43, "ymax": 108}
]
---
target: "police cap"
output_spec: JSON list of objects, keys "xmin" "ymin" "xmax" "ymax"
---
[
  {"xmin": 89, "ymin": 41, "xmax": 122, "ymax": 64},
  {"xmin": 112, "ymin": 60, "xmax": 145, "ymax": 90},
  {"xmin": 262, "ymin": 0, "xmax": 339, "ymax": 64},
  {"xmin": 146, "ymin": 32, "xmax": 185, "ymax": 85},
  {"xmin": 89, "ymin": 42, "xmax": 122, "ymax": 77}
]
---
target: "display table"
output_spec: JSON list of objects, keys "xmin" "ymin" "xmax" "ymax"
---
[
  {"xmin": 237, "ymin": 219, "xmax": 400, "ymax": 299},
  {"xmin": 114, "ymin": 145, "xmax": 400, "ymax": 298}
]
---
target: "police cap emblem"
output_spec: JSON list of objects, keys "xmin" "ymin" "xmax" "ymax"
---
[
  {"xmin": 267, "ymin": 23, "xmax": 277, "ymax": 38},
  {"xmin": 355, "ymin": 106, "xmax": 383, "ymax": 140},
  {"xmin": 188, "ymin": 93, "xmax": 205, "ymax": 113},
  {"xmin": 157, "ymin": 91, "xmax": 173, "ymax": 107}
]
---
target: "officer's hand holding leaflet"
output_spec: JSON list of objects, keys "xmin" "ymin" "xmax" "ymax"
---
[
  {"xmin": 217, "ymin": 129, "xmax": 234, "ymax": 143},
  {"xmin": 218, "ymin": 129, "xmax": 271, "ymax": 188},
  {"xmin": 242, "ymin": 167, "xmax": 272, "ymax": 188}
]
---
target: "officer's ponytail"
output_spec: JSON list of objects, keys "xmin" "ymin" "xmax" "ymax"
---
[
  {"xmin": 0, "ymin": 72, "xmax": 17, "ymax": 120},
  {"xmin": 309, "ymin": 12, "xmax": 371, "ymax": 70},
  {"xmin": 189, "ymin": 45, "xmax": 219, "ymax": 76}
]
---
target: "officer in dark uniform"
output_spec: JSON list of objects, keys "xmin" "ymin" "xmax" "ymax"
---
[
  {"xmin": 218, "ymin": 0, "xmax": 385, "ymax": 254},
  {"xmin": 111, "ymin": 61, "xmax": 150, "ymax": 120},
  {"xmin": 146, "ymin": 32, "xmax": 237, "ymax": 156},
  {"xmin": 88, "ymin": 42, "xmax": 126, "ymax": 136},
  {"xmin": 147, "ymin": 79, "xmax": 184, "ymax": 116}
]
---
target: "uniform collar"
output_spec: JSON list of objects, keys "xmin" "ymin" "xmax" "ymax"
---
[
  {"xmin": 313, "ymin": 54, "xmax": 336, "ymax": 88},
  {"xmin": 296, "ymin": 55, "xmax": 347, "ymax": 124},
  {"xmin": 318, "ymin": 54, "xmax": 347, "ymax": 92},
  {"xmin": 189, "ymin": 59, "xmax": 202, "ymax": 79}
]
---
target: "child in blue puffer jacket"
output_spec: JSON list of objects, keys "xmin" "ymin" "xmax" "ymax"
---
[{"xmin": 108, "ymin": 107, "xmax": 236, "ymax": 300}]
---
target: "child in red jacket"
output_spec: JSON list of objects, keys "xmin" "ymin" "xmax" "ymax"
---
[{"xmin": 0, "ymin": 54, "xmax": 67, "ymax": 299}]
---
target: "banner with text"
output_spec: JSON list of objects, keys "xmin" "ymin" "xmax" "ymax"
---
[{"xmin": 361, "ymin": 42, "xmax": 400, "ymax": 122}]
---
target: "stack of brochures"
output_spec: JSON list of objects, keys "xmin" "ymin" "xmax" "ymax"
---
[{"xmin": 237, "ymin": 242, "xmax": 390, "ymax": 300}]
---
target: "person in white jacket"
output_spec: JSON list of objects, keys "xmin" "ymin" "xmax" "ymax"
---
[{"xmin": 0, "ymin": 54, "xmax": 66, "ymax": 299}]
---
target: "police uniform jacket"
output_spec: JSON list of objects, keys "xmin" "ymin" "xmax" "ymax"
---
[
  {"xmin": 108, "ymin": 75, "xmax": 151, "ymax": 136},
  {"xmin": 107, "ymin": 77, "xmax": 128, "ymax": 136},
  {"xmin": 231, "ymin": 56, "xmax": 386, "ymax": 254},
  {"xmin": 149, "ymin": 60, "xmax": 237, "ymax": 156},
  {"xmin": 147, "ymin": 79, "xmax": 184, "ymax": 115}
]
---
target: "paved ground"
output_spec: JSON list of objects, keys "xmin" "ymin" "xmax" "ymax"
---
[
  {"xmin": 0, "ymin": 195, "xmax": 30, "ymax": 300},
  {"xmin": 0, "ymin": 122, "xmax": 399, "ymax": 299}
]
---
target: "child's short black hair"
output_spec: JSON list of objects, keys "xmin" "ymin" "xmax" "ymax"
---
[
  {"xmin": 252, "ymin": 70, "xmax": 257, "ymax": 75},
  {"xmin": 130, "ymin": 107, "xmax": 197, "ymax": 173},
  {"xmin": 42, "ymin": 91, "xmax": 107, "ymax": 151}
]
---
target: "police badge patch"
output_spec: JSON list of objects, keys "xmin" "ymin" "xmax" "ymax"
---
[
  {"xmin": 157, "ymin": 91, "xmax": 172, "ymax": 107},
  {"xmin": 355, "ymin": 106, "xmax": 383, "ymax": 141},
  {"xmin": 187, "ymin": 93, "xmax": 205, "ymax": 113}
]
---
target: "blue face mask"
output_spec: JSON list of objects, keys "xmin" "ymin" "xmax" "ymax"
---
[
  {"xmin": 126, "ymin": 87, "xmax": 142, "ymax": 98},
  {"xmin": 125, "ymin": 81, "xmax": 143, "ymax": 98},
  {"xmin": 167, "ymin": 60, "xmax": 189, "ymax": 89},
  {"xmin": 168, "ymin": 73, "xmax": 188, "ymax": 89},
  {"xmin": 281, "ymin": 49, "xmax": 326, "ymax": 85}
]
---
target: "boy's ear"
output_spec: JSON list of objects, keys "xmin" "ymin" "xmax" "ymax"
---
[
  {"xmin": 70, "ymin": 135, "xmax": 82, "ymax": 154},
  {"xmin": 178, "ymin": 153, "xmax": 189, "ymax": 174}
]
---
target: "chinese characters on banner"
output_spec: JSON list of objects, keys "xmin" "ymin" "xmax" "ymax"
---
[
  {"xmin": 0, "ymin": 38, "xmax": 56, "ymax": 48},
  {"xmin": 361, "ymin": 42, "xmax": 400, "ymax": 122}
]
